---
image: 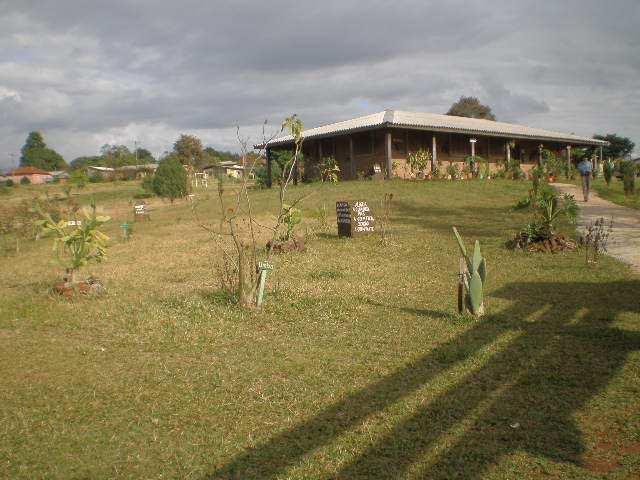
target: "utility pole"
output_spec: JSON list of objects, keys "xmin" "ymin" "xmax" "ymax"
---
[{"xmin": 134, "ymin": 140, "xmax": 139, "ymax": 164}]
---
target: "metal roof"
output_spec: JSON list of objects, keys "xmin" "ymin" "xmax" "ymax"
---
[{"xmin": 258, "ymin": 109, "xmax": 607, "ymax": 148}]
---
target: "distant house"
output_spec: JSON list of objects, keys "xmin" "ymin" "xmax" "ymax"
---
[
  {"xmin": 7, "ymin": 166, "xmax": 53, "ymax": 184},
  {"xmin": 87, "ymin": 165, "xmax": 115, "ymax": 180},
  {"xmin": 116, "ymin": 164, "xmax": 158, "ymax": 180},
  {"xmin": 204, "ymin": 160, "xmax": 250, "ymax": 179},
  {"xmin": 87, "ymin": 164, "xmax": 157, "ymax": 181},
  {"xmin": 49, "ymin": 170, "xmax": 70, "ymax": 183},
  {"xmin": 257, "ymin": 109, "xmax": 608, "ymax": 185}
]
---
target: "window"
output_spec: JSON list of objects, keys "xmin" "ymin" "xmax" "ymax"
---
[
  {"xmin": 392, "ymin": 132, "xmax": 406, "ymax": 154},
  {"xmin": 354, "ymin": 132, "xmax": 373, "ymax": 155}
]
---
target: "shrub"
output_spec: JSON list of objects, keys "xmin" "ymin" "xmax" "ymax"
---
[
  {"xmin": 619, "ymin": 160, "xmax": 637, "ymax": 196},
  {"xmin": 36, "ymin": 200, "xmax": 110, "ymax": 282},
  {"xmin": 5, "ymin": 179, "xmax": 14, "ymax": 187},
  {"xmin": 446, "ymin": 163, "xmax": 461, "ymax": 180},
  {"xmin": 320, "ymin": 156, "xmax": 340, "ymax": 183},
  {"xmin": 152, "ymin": 157, "xmax": 188, "ymax": 202},
  {"xmin": 603, "ymin": 159, "xmax": 615, "ymax": 186},
  {"xmin": 407, "ymin": 149, "xmax": 431, "ymax": 177},
  {"xmin": 69, "ymin": 170, "xmax": 89, "ymax": 189},
  {"xmin": 20, "ymin": 176, "xmax": 31, "ymax": 185}
]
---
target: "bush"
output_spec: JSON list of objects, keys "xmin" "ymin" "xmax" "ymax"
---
[
  {"xmin": 620, "ymin": 160, "xmax": 637, "ymax": 196},
  {"xmin": 407, "ymin": 149, "xmax": 431, "ymax": 177},
  {"xmin": 5, "ymin": 179, "xmax": 14, "ymax": 187},
  {"xmin": 152, "ymin": 157, "xmax": 188, "ymax": 202},
  {"xmin": 20, "ymin": 176, "xmax": 31, "ymax": 185},
  {"xmin": 69, "ymin": 170, "xmax": 89, "ymax": 189},
  {"xmin": 603, "ymin": 159, "xmax": 615, "ymax": 186}
]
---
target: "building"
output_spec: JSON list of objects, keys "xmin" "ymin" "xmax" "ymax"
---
[
  {"xmin": 87, "ymin": 164, "xmax": 157, "ymax": 180},
  {"xmin": 6, "ymin": 166, "xmax": 53, "ymax": 184},
  {"xmin": 49, "ymin": 171, "xmax": 70, "ymax": 183},
  {"xmin": 204, "ymin": 160, "xmax": 250, "ymax": 179},
  {"xmin": 259, "ymin": 109, "xmax": 607, "ymax": 185}
]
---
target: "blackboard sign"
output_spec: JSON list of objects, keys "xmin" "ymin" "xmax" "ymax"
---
[{"xmin": 336, "ymin": 201, "xmax": 375, "ymax": 237}]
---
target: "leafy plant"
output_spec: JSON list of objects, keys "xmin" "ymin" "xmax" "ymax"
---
[
  {"xmin": 320, "ymin": 156, "xmax": 340, "ymax": 183},
  {"xmin": 281, "ymin": 204, "xmax": 302, "ymax": 241},
  {"xmin": 70, "ymin": 170, "xmax": 89, "ymax": 189},
  {"xmin": 603, "ymin": 159, "xmax": 615, "ymax": 186},
  {"xmin": 36, "ymin": 200, "xmax": 110, "ymax": 282},
  {"xmin": 620, "ymin": 160, "xmax": 637, "ymax": 196},
  {"xmin": 20, "ymin": 176, "xmax": 31, "ymax": 185},
  {"xmin": 452, "ymin": 227, "xmax": 487, "ymax": 317},
  {"xmin": 407, "ymin": 149, "xmax": 431, "ymax": 177},
  {"xmin": 446, "ymin": 162, "xmax": 461, "ymax": 180},
  {"xmin": 532, "ymin": 189, "xmax": 577, "ymax": 240}
]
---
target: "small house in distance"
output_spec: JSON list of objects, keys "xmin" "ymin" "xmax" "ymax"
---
[
  {"xmin": 6, "ymin": 166, "xmax": 53, "ymax": 184},
  {"xmin": 204, "ymin": 160, "xmax": 249, "ymax": 179},
  {"xmin": 258, "ymin": 109, "xmax": 607, "ymax": 185}
]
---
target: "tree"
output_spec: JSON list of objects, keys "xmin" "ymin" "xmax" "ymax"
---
[
  {"xmin": 173, "ymin": 134, "xmax": 204, "ymax": 167},
  {"xmin": 20, "ymin": 131, "xmax": 67, "ymax": 170},
  {"xmin": 446, "ymin": 96, "xmax": 496, "ymax": 121},
  {"xmin": 70, "ymin": 156, "xmax": 103, "ymax": 170},
  {"xmin": 152, "ymin": 156, "xmax": 188, "ymax": 202},
  {"xmin": 100, "ymin": 144, "xmax": 137, "ymax": 168},
  {"xmin": 134, "ymin": 148, "xmax": 155, "ymax": 164},
  {"xmin": 593, "ymin": 134, "xmax": 635, "ymax": 160}
]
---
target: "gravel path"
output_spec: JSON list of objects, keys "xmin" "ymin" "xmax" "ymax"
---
[{"xmin": 554, "ymin": 182, "xmax": 640, "ymax": 273}]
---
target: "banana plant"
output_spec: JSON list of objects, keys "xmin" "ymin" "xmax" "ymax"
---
[
  {"xmin": 452, "ymin": 226, "xmax": 487, "ymax": 317},
  {"xmin": 36, "ymin": 199, "xmax": 110, "ymax": 283}
]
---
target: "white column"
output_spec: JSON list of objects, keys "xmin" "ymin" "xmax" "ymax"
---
[
  {"xmin": 385, "ymin": 131, "xmax": 392, "ymax": 179},
  {"xmin": 506, "ymin": 141, "xmax": 511, "ymax": 163},
  {"xmin": 431, "ymin": 135, "xmax": 437, "ymax": 172},
  {"xmin": 349, "ymin": 137, "xmax": 355, "ymax": 179}
]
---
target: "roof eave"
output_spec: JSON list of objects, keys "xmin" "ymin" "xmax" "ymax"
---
[{"xmin": 255, "ymin": 122, "xmax": 606, "ymax": 149}]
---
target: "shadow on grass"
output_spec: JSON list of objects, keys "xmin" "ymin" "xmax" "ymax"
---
[{"xmin": 205, "ymin": 280, "xmax": 640, "ymax": 479}]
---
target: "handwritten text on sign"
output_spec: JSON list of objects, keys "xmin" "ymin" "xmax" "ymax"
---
[{"xmin": 336, "ymin": 201, "xmax": 375, "ymax": 237}]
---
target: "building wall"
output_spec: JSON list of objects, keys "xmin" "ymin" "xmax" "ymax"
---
[
  {"xmin": 10, "ymin": 173, "xmax": 52, "ymax": 184},
  {"xmin": 275, "ymin": 128, "xmax": 574, "ymax": 181}
]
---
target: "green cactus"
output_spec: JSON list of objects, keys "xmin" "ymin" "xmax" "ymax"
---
[{"xmin": 453, "ymin": 226, "xmax": 487, "ymax": 316}]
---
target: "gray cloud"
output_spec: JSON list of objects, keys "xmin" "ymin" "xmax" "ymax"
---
[{"xmin": 0, "ymin": 0, "xmax": 639, "ymax": 169}]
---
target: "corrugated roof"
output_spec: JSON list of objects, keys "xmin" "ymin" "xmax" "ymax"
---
[
  {"xmin": 8, "ymin": 166, "xmax": 52, "ymax": 176},
  {"xmin": 259, "ymin": 109, "xmax": 607, "ymax": 148}
]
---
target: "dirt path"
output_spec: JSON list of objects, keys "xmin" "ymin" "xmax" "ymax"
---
[{"xmin": 554, "ymin": 183, "xmax": 640, "ymax": 273}]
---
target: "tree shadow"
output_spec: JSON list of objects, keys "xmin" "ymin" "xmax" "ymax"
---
[{"xmin": 205, "ymin": 280, "xmax": 640, "ymax": 479}]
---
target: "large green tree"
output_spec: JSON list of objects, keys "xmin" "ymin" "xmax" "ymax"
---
[
  {"xmin": 20, "ymin": 131, "xmax": 67, "ymax": 170},
  {"xmin": 100, "ymin": 144, "xmax": 138, "ymax": 168},
  {"xmin": 446, "ymin": 96, "xmax": 496, "ymax": 121},
  {"xmin": 593, "ymin": 133, "xmax": 635, "ymax": 160},
  {"xmin": 173, "ymin": 134, "xmax": 204, "ymax": 167},
  {"xmin": 134, "ymin": 148, "xmax": 155, "ymax": 163},
  {"xmin": 152, "ymin": 156, "xmax": 188, "ymax": 203}
]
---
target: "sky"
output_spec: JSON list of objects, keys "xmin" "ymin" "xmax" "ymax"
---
[{"xmin": 0, "ymin": 0, "xmax": 639, "ymax": 169}]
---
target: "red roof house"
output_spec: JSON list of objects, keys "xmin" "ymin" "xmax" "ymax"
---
[{"xmin": 8, "ymin": 166, "xmax": 53, "ymax": 184}]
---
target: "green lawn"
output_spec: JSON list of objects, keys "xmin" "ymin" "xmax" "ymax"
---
[
  {"xmin": 591, "ymin": 176, "xmax": 640, "ymax": 210},
  {"xmin": 1, "ymin": 179, "xmax": 639, "ymax": 479}
]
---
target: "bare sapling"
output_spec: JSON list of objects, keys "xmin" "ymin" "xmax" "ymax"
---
[{"xmin": 195, "ymin": 116, "xmax": 307, "ymax": 308}]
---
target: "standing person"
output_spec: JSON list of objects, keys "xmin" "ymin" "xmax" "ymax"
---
[{"xmin": 577, "ymin": 155, "xmax": 593, "ymax": 202}]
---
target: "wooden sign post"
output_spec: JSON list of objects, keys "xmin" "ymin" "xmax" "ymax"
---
[
  {"xmin": 133, "ymin": 203, "xmax": 150, "ymax": 221},
  {"xmin": 336, "ymin": 201, "xmax": 375, "ymax": 238}
]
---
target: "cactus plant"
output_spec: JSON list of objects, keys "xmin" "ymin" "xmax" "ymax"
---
[{"xmin": 452, "ymin": 226, "xmax": 486, "ymax": 317}]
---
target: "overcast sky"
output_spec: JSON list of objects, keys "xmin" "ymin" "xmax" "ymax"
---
[{"xmin": 1, "ymin": 0, "xmax": 638, "ymax": 169}]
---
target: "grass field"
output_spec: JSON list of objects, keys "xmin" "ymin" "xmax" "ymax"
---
[
  {"xmin": 590, "ymin": 176, "xmax": 640, "ymax": 210},
  {"xmin": 1, "ymin": 179, "xmax": 639, "ymax": 479}
]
